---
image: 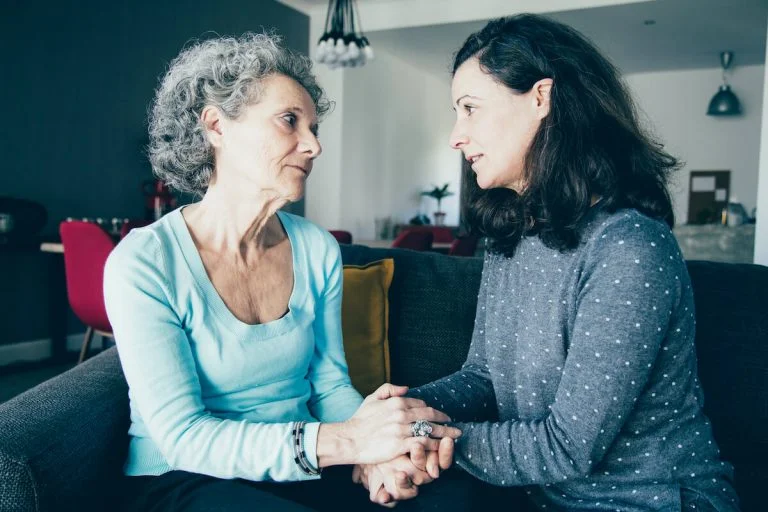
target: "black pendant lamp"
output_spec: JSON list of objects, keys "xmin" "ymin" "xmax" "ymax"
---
[{"xmin": 707, "ymin": 51, "xmax": 741, "ymax": 116}]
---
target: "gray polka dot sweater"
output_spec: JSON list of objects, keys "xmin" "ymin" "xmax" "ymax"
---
[{"xmin": 409, "ymin": 208, "xmax": 740, "ymax": 511}]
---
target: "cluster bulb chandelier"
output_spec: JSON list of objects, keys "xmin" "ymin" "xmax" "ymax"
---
[{"xmin": 316, "ymin": 0, "xmax": 374, "ymax": 69}]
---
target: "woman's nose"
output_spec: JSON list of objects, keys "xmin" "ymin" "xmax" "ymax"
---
[
  {"xmin": 449, "ymin": 124, "xmax": 468, "ymax": 150},
  {"xmin": 301, "ymin": 134, "xmax": 322, "ymax": 158}
]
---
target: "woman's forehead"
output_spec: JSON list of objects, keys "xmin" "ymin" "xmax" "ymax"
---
[
  {"xmin": 453, "ymin": 59, "xmax": 491, "ymax": 93},
  {"xmin": 260, "ymin": 75, "xmax": 316, "ymax": 112}
]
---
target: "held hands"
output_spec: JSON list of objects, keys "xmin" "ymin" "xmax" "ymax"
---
[
  {"xmin": 341, "ymin": 384, "xmax": 462, "ymax": 465},
  {"xmin": 353, "ymin": 437, "xmax": 455, "ymax": 507},
  {"xmin": 349, "ymin": 384, "xmax": 458, "ymax": 507}
]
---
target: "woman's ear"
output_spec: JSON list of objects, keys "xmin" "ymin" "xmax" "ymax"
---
[
  {"xmin": 533, "ymin": 78, "xmax": 553, "ymax": 119},
  {"xmin": 200, "ymin": 106, "xmax": 224, "ymax": 147}
]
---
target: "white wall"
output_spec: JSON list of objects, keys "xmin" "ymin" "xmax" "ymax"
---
[
  {"xmin": 330, "ymin": 62, "xmax": 766, "ymax": 239},
  {"xmin": 337, "ymin": 49, "xmax": 458, "ymax": 239},
  {"xmin": 316, "ymin": 62, "xmax": 766, "ymax": 240},
  {"xmin": 625, "ymin": 65, "xmax": 765, "ymax": 225},
  {"xmin": 300, "ymin": 0, "xmax": 647, "ymax": 233},
  {"xmin": 755, "ymin": 26, "xmax": 768, "ymax": 266},
  {"xmin": 302, "ymin": 0, "xmax": 767, "ymax": 259},
  {"xmin": 305, "ymin": 13, "xmax": 344, "ymax": 230}
]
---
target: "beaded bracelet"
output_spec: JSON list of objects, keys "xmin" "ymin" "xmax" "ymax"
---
[{"xmin": 292, "ymin": 421, "xmax": 321, "ymax": 476}]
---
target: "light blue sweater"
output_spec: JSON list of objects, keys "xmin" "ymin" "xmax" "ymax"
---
[{"xmin": 103, "ymin": 207, "xmax": 363, "ymax": 482}]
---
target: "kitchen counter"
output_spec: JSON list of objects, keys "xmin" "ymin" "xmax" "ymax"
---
[{"xmin": 672, "ymin": 224, "xmax": 755, "ymax": 264}]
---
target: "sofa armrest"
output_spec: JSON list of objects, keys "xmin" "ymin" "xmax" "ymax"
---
[{"xmin": 0, "ymin": 348, "xmax": 130, "ymax": 511}]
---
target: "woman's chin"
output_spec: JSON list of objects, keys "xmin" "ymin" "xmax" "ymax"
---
[
  {"xmin": 475, "ymin": 175, "xmax": 496, "ymax": 190},
  {"xmin": 285, "ymin": 183, "xmax": 306, "ymax": 203}
]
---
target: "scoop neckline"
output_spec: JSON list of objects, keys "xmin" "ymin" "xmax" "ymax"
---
[{"xmin": 170, "ymin": 207, "xmax": 302, "ymax": 338}]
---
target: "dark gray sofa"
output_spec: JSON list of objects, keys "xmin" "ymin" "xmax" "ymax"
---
[{"xmin": 1, "ymin": 245, "xmax": 766, "ymax": 511}]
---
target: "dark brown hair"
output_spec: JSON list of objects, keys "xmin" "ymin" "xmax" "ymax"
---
[{"xmin": 456, "ymin": 14, "xmax": 678, "ymax": 256}]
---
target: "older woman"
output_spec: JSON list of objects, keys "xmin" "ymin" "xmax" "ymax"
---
[{"xmin": 104, "ymin": 33, "xmax": 460, "ymax": 512}]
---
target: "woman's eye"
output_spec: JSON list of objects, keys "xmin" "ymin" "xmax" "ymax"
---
[
  {"xmin": 281, "ymin": 114, "xmax": 296, "ymax": 126},
  {"xmin": 464, "ymin": 105, "xmax": 476, "ymax": 115}
]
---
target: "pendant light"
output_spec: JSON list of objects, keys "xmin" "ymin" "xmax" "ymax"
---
[
  {"xmin": 707, "ymin": 51, "xmax": 742, "ymax": 116},
  {"xmin": 316, "ymin": 0, "xmax": 374, "ymax": 69}
]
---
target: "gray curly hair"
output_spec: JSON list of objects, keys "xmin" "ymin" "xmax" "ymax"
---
[{"xmin": 148, "ymin": 33, "xmax": 331, "ymax": 195}]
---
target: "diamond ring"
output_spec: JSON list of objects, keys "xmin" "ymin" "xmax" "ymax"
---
[{"xmin": 410, "ymin": 420, "xmax": 433, "ymax": 438}]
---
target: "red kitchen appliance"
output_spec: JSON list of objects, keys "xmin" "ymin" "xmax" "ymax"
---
[{"xmin": 142, "ymin": 179, "xmax": 177, "ymax": 221}]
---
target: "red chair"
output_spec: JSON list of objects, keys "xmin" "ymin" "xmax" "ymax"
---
[
  {"xmin": 449, "ymin": 235, "xmax": 480, "ymax": 257},
  {"xmin": 120, "ymin": 218, "xmax": 152, "ymax": 239},
  {"xmin": 391, "ymin": 230, "xmax": 433, "ymax": 251},
  {"xmin": 329, "ymin": 230, "xmax": 353, "ymax": 244},
  {"xmin": 59, "ymin": 221, "xmax": 116, "ymax": 363},
  {"xmin": 404, "ymin": 226, "xmax": 454, "ymax": 244}
]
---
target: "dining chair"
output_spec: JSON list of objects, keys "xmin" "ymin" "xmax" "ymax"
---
[
  {"xmin": 59, "ymin": 221, "xmax": 116, "ymax": 363},
  {"xmin": 329, "ymin": 230, "xmax": 353, "ymax": 244},
  {"xmin": 448, "ymin": 235, "xmax": 480, "ymax": 257},
  {"xmin": 120, "ymin": 218, "xmax": 152, "ymax": 239},
  {"xmin": 391, "ymin": 230, "xmax": 433, "ymax": 251}
]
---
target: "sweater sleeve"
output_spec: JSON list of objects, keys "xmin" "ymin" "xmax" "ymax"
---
[
  {"xmin": 407, "ymin": 254, "xmax": 497, "ymax": 422},
  {"xmin": 303, "ymin": 236, "xmax": 365, "ymax": 466},
  {"xmin": 450, "ymin": 219, "xmax": 682, "ymax": 486},
  {"xmin": 104, "ymin": 233, "xmax": 320, "ymax": 482}
]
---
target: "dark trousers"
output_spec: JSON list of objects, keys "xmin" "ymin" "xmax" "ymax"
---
[{"xmin": 121, "ymin": 466, "xmax": 476, "ymax": 512}]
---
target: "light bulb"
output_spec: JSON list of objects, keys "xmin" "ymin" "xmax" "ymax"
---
[
  {"xmin": 347, "ymin": 42, "xmax": 360, "ymax": 60},
  {"xmin": 335, "ymin": 39, "xmax": 346, "ymax": 56},
  {"xmin": 316, "ymin": 42, "xmax": 327, "ymax": 63}
]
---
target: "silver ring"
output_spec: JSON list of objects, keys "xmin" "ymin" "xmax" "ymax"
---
[{"xmin": 411, "ymin": 420, "xmax": 433, "ymax": 438}]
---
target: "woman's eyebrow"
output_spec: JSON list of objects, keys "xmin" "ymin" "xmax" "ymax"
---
[{"xmin": 454, "ymin": 94, "xmax": 481, "ymax": 106}]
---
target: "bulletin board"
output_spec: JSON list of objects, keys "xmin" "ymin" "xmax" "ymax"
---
[{"xmin": 687, "ymin": 171, "xmax": 730, "ymax": 224}]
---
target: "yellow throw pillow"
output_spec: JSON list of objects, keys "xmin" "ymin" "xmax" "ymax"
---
[{"xmin": 342, "ymin": 259, "xmax": 394, "ymax": 396}]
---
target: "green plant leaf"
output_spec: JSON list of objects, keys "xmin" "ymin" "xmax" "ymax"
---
[{"xmin": 421, "ymin": 183, "xmax": 453, "ymax": 200}]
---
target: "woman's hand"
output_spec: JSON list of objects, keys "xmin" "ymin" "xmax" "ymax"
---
[
  {"xmin": 353, "ymin": 457, "xmax": 423, "ymax": 507},
  {"xmin": 353, "ymin": 436, "xmax": 456, "ymax": 506},
  {"xmin": 409, "ymin": 436, "xmax": 455, "ymax": 478},
  {"xmin": 357, "ymin": 464, "xmax": 401, "ymax": 508},
  {"xmin": 317, "ymin": 384, "xmax": 462, "ymax": 467}
]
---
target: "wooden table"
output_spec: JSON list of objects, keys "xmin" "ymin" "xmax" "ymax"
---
[{"xmin": 40, "ymin": 242, "xmax": 64, "ymax": 254}]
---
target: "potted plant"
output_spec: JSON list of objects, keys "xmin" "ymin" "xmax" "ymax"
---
[{"xmin": 420, "ymin": 183, "xmax": 454, "ymax": 226}]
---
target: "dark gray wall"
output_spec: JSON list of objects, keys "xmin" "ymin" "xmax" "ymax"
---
[
  {"xmin": 1, "ymin": 0, "xmax": 308, "ymax": 229},
  {"xmin": 0, "ymin": 0, "xmax": 309, "ymax": 347}
]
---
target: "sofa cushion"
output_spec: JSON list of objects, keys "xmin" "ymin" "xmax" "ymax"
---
[
  {"xmin": 686, "ymin": 260, "xmax": 768, "ymax": 512},
  {"xmin": 0, "ymin": 349, "xmax": 130, "ymax": 511},
  {"xmin": 342, "ymin": 259, "xmax": 394, "ymax": 396},
  {"xmin": 340, "ymin": 245, "xmax": 483, "ymax": 386}
]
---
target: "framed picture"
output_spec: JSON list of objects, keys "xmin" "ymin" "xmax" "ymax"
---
[{"xmin": 688, "ymin": 170, "xmax": 730, "ymax": 224}]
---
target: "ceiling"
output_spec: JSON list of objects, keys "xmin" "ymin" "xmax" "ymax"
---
[
  {"xmin": 351, "ymin": 0, "xmax": 767, "ymax": 77},
  {"xmin": 301, "ymin": 0, "xmax": 388, "ymax": 4}
]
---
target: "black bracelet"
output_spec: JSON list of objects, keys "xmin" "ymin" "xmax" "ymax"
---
[{"xmin": 292, "ymin": 421, "xmax": 321, "ymax": 476}]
